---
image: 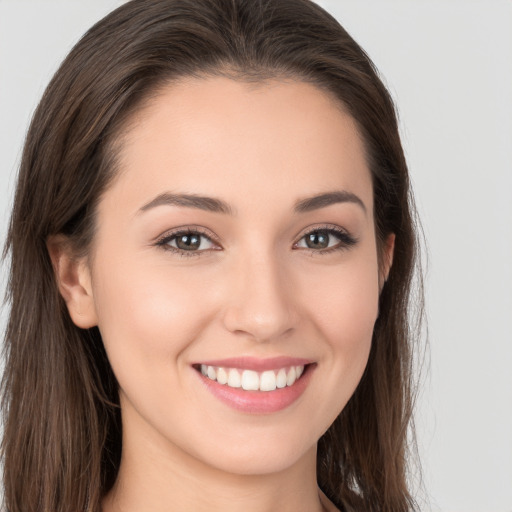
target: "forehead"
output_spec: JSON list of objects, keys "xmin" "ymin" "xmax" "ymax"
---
[{"xmin": 108, "ymin": 76, "xmax": 373, "ymax": 217}]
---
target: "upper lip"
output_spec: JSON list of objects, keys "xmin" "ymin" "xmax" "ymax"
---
[{"xmin": 193, "ymin": 356, "xmax": 313, "ymax": 372}]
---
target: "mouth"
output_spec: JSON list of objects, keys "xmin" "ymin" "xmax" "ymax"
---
[
  {"xmin": 192, "ymin": 358, "xmax": 315, "ymax": 414},
  {"xmin": 194, "ymin": 363, "xmax": 307, "ymax": 392}
]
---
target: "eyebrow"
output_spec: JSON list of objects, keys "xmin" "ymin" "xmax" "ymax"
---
[
  {"xmin": 138, "ymin": 192, "xmax": 235, "ymax": 215},
  {"xmin": 137, "ymin": 190, "xmax": 366, "ymax": 216},
  {"xmin": 293, "ymin": 191, "xmax": 367, "ymax": 214}
]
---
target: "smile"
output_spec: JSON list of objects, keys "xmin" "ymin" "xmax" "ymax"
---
[
  {"xmin": 193, "ymin": 357, "xmax": 315, "ymax": 414},
  {"xmin": 200, "ymin": 364, "xmax": 305, "ymax": 391}
]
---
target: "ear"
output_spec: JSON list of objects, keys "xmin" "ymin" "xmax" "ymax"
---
[
  {"xmin": 379, "ymin": 233, "xmax": 395, "ymax": 291},
  {"xmin": 46, "ymin": 235, "xmax": 98, "ymax": 329}
]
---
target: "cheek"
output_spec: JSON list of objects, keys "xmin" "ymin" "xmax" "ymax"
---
[
  {"xmin": 303, "ymin": 254, "xmax": 379, "ymax": 344},
  {"xmin": 90, "ymin": 250, "xmax": 222, "ymax": 377},
  {"xmin": 298, "ymin": 252, "xmax": 379, "ymax": 403}
]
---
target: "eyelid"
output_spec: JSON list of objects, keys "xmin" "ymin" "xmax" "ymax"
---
[
  {"xmin": 155, "ymin": 225, "xmax": 219, "ymax": 243},
  {"xmin": 294, "ymin": 223, "xmax": 341, "ymax": 241}
]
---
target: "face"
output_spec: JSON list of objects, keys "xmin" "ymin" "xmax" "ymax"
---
[{"xmin": 72, "ymin": 76, "xmax": 391, "ymax": 476}]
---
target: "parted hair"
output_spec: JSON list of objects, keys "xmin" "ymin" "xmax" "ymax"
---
[{"xmin": 2, "ymin": 0, "xmax": 422, "ymax": 511}]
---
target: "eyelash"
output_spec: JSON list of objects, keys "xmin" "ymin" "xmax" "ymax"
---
[{"xmin": 155, "ymin": 224, "xmax": 357, "ymax": 258}]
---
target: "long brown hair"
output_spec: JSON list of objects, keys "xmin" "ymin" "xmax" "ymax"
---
[{"xmin": 2, "ymin": 1, "xmax": 423, "ymax": 510}]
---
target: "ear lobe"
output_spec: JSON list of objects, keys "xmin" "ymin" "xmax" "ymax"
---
[
  {"xmin": 46, "ymin": 235, "xmax": 98, "ymax": 329},
  {"xmin": 379, "ymin": 233, "xmax": 395, "ymax": 291}
]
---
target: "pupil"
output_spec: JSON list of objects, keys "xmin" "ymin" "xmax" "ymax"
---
[
  {"xmin": 307, "ymin": 231, "xmax": 329, "ymax": 249},
  {"xmin": 177, "ymin": 234, "xmax": 200, "ymax": 250}
]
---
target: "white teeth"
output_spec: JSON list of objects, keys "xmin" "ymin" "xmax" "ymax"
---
[
  {"xmin": 260, "ymin": 370, "xmax": 277, "ymax": 391},
  {"xmin": 286, "ymin": 366, "xmax": 297, "ymax": 386},
  {"xmin": 276, "ymin": 368, "xmax": 287, "ymax": 388},
  {"xmin": 241, "ymin": 370, "xmax": 259, "ymax": 391},
  {"xmin": 217, "ymin": 367, "xmax": 228, "ymax": 385},
  {"xmin": 227, "ymin": 368, "xmax": 241, "ymax": 388},
  {"xmin": 199, "ymin": 364, "xmax": 306, "ymax": 391}
]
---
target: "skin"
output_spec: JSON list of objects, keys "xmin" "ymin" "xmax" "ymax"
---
[{"xmin": 49, "ymin": 76, "xmax": 394, "ymax": 512}]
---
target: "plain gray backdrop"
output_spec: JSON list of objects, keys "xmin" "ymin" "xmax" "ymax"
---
[{"xmin": 1, "ymin": 1, "xmax": 511, "ymax": 511}]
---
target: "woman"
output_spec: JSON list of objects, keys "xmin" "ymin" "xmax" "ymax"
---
[{"xmin": 1, "ymin": 0, "xmax": 422, "ymax": 511}]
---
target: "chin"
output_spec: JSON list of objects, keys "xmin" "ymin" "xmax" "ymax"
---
[
  {"xmin": 204, "ymin": 442, "xmax": 315, "ymax": 477},
  {"xmin": 179, "ymin": 422, "xmax": 320, "ymax": 477}
]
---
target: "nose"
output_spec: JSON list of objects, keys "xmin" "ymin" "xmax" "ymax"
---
[{"xmin": 221, "ymin": 251, "xmax": 299, "ymax": 342}]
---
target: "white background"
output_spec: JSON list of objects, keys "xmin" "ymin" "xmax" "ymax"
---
[{"xmin": 1, "ymin": 1, "xmax": 511, "ymax": 511}]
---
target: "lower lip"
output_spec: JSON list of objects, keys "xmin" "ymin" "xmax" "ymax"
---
[{"xmin": 196, "ymin": 364, "xmax": 315, "ymax": 414}]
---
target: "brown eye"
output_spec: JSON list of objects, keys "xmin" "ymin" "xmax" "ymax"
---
[
  {"xmin": 304, "ymin": 231, "xmax": 330, "ymax": 249},
  {"xmin": 157, "ymin": 229, "xmax": 217, "ymax": 255},
  {"xmin": 295, "ymin": 227, "xmax": 357, "ymax": 253},
  {"xmin": 175, "ymin": 233, "xmax": 202, "ymax": 250}
]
